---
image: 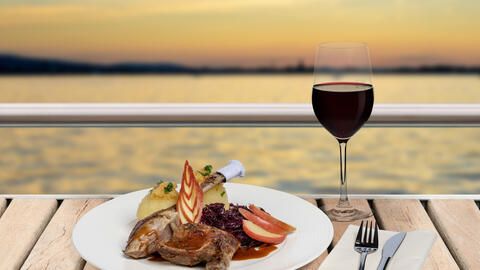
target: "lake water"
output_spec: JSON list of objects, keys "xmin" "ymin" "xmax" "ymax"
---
[{"xmin": 0, "ymin": 74, "xmax": 479, "ymax": 194}]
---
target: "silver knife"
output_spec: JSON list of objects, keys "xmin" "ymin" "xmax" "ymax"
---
[{"xmin": 376, "ymin": 232, "xmax": 407, "ymax": 270}]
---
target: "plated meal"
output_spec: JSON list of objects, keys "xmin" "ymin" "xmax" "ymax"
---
[
  {"xmin": 72, "ymin": 160, "xmax": 333, "ymax": 270},
  {"xmin": 124, "ymin": 160, "xmax": 296, "ymax": 269}
]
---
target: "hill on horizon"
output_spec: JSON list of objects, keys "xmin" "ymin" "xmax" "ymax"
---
[{"xmin": 0, "ymin": 53, "xmax": 478, "ymax": 75}]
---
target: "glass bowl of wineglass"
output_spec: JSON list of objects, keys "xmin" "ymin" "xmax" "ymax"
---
[{"xmin": 312, "ymin": 42, "xmax": 374, "ymax": 222}]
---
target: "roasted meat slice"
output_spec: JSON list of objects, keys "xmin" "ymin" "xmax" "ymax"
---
[
  {"xmin": 157, "ymin": 223, "xmax": 240, "ymax": 270},
  {"xmin": 124, "ymin": 207, "xmax": 177, "ymax": 258},
  {"xmin": 124, "ymin": 171, "xmax": 232, "ymax": 259}
]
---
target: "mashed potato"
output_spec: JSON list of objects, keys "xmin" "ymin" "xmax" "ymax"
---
[
  {"xmin": 204, "ymin": 183, "xmax": 229, "ymax": 209},
  {"xmin": 136, "ymin": 165, "xmax": 230, "ymax": 219},
  {"xmin": 136, "ymin": 181, "xmax": 179, "ymax": 219}
]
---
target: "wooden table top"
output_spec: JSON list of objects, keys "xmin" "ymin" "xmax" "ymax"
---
[{"xmin": 0, "ymin": 195, "xmax": 478, "ymax": 270}]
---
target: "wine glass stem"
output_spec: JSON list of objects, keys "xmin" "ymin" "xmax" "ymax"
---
[{"xmin": 337, "ymin": 140, "xmax": 350, "ymax": 208}]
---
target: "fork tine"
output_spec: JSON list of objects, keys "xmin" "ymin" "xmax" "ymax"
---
[
  {"xmin": 363, "ymin": 220, "xmax": 369, "ymax": 243},
  {"xmin": 373, "ymin": 222, "xmax": 379, "ymax": 247},
  {"xmin": 368, "ymin": 221, "xmax": 373, "ymax": 244},
  {"xmin": 356, "ymin": 220, "xmax": 364, "ymax": 244}
]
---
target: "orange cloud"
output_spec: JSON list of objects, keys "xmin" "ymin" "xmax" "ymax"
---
[{"xmin": 0, "ymin": 0, "xmax": 478, "ymax": 66}]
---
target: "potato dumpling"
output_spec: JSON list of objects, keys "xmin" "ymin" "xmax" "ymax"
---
[
  {"xmin": 136, "ymin": 181, "xmax": 179, "ymax": 219},
  {"xmin": 136, "ymin": 164, "xmax": 229, "ymax": 219},
  {"xmin": 204, "ymin": 183, "xmax": 229, "ymax": 209}
]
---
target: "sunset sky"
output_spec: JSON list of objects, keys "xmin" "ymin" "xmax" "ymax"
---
[{"xmin": 0, "ymin": 0, "xmax": 479, "ymax": 67}]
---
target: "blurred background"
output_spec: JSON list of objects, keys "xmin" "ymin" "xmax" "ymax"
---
[{"xmin": 0, "ymin": 0, "xmax": 479, "ymax": 194}]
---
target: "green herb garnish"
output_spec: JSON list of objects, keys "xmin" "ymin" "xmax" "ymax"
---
[
  {"xmin": 220, "ymin": 191, "xmax": 226, "ymax": 197},
  {"xmin": 164, "ymin": 182, "xmax": 174, "ymax": 194},
  {"xmin": 198, "ymin": 165, "xmax": 213, "ymax": 176}
]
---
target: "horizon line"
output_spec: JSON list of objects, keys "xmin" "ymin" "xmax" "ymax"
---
[{"xmin": 1, "ymin": 53, "xmax": 479, "ymax": 75}]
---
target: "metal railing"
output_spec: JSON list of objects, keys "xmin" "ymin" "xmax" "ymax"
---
[{"xmin": 0, "ymin": 103, "xmax": 480, "ymax": 127}]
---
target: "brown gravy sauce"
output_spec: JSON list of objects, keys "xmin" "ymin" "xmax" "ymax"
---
[
  {"xmin": 233, "ymin": 245, "xmax": 277, "ymax": 261},
  {"xmin": 164, "ymin": 230, "xmax": 206, "ymax": 250},
  {"xmin": 147, "ymin": 245, "xmax": 277, "ymax": 262}
]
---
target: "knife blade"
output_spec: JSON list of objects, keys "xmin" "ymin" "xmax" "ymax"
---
[{"xmin": 376, "ymin": 232, "xmax": 407, "ymax": 270}]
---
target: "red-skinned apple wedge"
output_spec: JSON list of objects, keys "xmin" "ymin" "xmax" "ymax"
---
[
  {"xmin": 242, "ymin": 220, "xmax": 286, "ymax": 244},
  {"xmin": 239, "ymin": 208, "xmax": 288, "ymax": 235},
  {"xmin": 248, "ymin": 204, "xmax": 296, "ymax": 234}
]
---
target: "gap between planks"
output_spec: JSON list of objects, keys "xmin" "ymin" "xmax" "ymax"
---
[
  {"xmin": 316, "ymin": 198, "xmax": 461, "ymax": 270},
  {"xmin": 426, "ymin": 200, "xmax": 480, "ymax": 269},
  {"xmin": 371, "ymin": 199, "xmax": 459, "ymax": 270},
  {"xmin": 20, "ymin": 199, "xmax": 107, "ymax": 270},
  {"xmin": 301, "ymin": 198, "xmax": 376, "ymax": 270},
  {"xmin": 0, "ymin": 198, "xmax": 58, "ymax": 270},
  {"xmin": 321, "ymin": 199, "xmax": 375, "ymax": 247}
]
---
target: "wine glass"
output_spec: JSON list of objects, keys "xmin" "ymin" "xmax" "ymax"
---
[{"xmin": 312, "ymin": 42, "xmax": 374, "ymax": 222}]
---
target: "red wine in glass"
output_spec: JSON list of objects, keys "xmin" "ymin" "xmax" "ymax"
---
[
  {"xmin": 312, "ymin": 82, "xmax": 374, "ymax": 140},
  {"xmin": 312, "ymin": 42, "xmax": 375, "ymax": 222}
]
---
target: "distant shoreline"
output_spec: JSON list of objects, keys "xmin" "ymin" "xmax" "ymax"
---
[
  {"xmin": 1, "ymin": 72, "xmax": 479, "ymax": 77},
  {"xmin": 1, "ymin": 53, "xmax": 479, "ymax": 75}
]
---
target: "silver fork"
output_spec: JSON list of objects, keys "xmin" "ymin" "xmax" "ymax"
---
[{"xmin": 354, "ymin": 220, "xmax": 379, "ymax": 270}]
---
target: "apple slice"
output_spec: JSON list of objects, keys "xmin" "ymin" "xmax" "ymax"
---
[
  {"xmin": 242, "ymin": 220, "xmax": 286, "ymax": 244},
  {"xmin": 248, "ymin": 204, "xmax": 296, "ymax": 234},
  {"xmin": 192, "ymin": 179, "xmax": 203, "ymax": 223},
  {"xmin": 177, "ymin": 196, "xmax": 192, "ymax": 224},
  {"xmin": 239, "ymin": 208, "xmax": 288, "ymax": 235},
  {"xmin": 177, "ymin": 160, "xmax": 204, "ymax": 224},
  {"xmin": 178, "ymin": 195, "xmax": 195, "ymax": 222}
]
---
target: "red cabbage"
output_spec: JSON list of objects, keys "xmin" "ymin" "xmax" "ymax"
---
[{"xmin": 200, "ymin": 203, "xmax": 263, "ymax": 248}]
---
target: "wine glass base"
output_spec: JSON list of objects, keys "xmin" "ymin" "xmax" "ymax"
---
[{"xmin": 325, "ymin": 207, "xmax": 372, "ymax": 222}]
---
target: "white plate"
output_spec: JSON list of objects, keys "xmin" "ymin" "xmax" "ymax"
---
[{"xmin": 73, "ymin": 183, "xmax": 333, "ymax": 270}]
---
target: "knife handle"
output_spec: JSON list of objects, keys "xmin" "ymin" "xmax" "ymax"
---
[{"xmin": 377, "ymin": 257, "xmax": 390, "ymax": 270}]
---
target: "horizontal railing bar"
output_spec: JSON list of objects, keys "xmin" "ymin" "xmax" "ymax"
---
[
  {"xmin": 1, "ymin": 103, "xmax": 480, "ymax": 127},
  {"xmin": 1, "ymin": 194, "xmax": 480, "ymax": 200}
]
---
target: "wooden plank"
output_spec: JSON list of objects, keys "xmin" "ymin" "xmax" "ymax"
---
[
  {"xmin": 321, "ymin": 199, "xmax": 375, "ymax": 246},
  {"xmin": 0, "ymin": 199, "xmax": 58, "ymax": 270},
  {"xmin": 299, "ymin": 198, "xmax": 328, "ymax": 270},
  {"xmin": 0, "ymin": 198, "xmax": 6, "ymax": 217},
  {"xmin": 427, "ymin": 200, "xmax": 480, "ymax": 269},
  {"xmin": 21, "ymin": 199, "xmax": 107, "ymax": 270},
  {"xmin": 83, "ymin": 263, "xmax": 99, "ymax": 270},
  {"xmin": 372, "ymin": 199, "xmax": 459, "ymax": 270}
]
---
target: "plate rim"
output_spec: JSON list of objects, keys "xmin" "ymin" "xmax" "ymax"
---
[{"xmin": 73, "ymin": 183, "xmax": 334, "ymax": 270}]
